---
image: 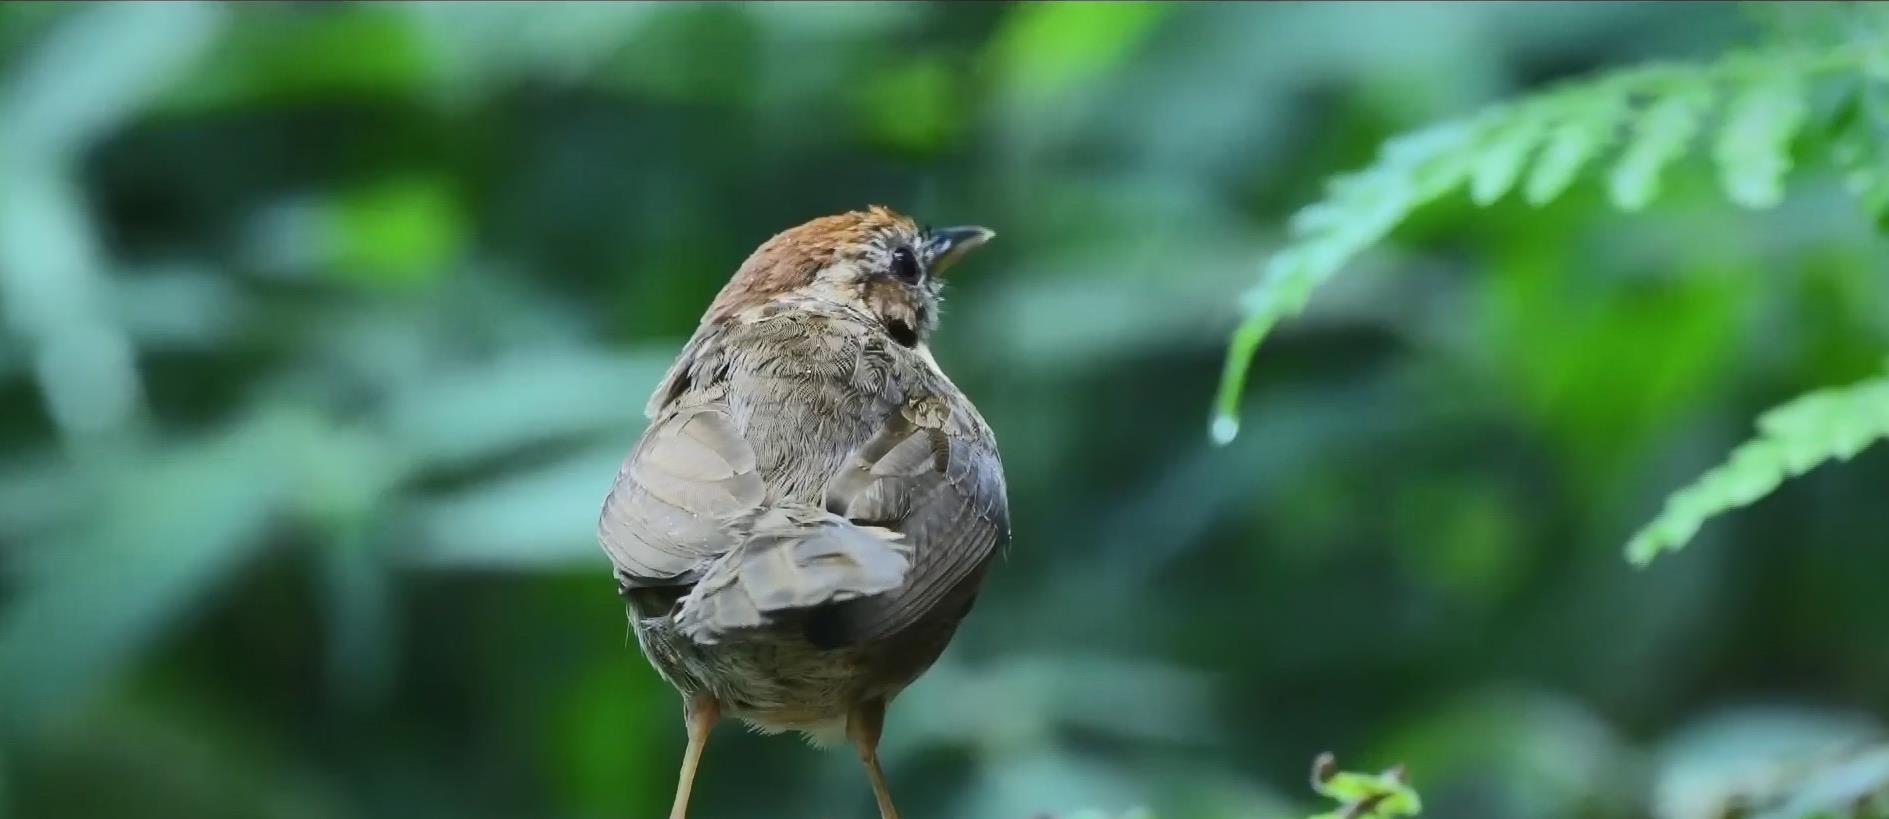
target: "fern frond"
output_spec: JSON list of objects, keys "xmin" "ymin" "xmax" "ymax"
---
[
  {"xmin": 1210, "ymin": 40, "xmax": 1884, "ymax": 443},
  {"xmin": 1832, "ymin": 65, "xmax": 1889, "ymax": 226},
  {"xmin": 1627, "ymin": 365, "xmax": 1889, "ymax": 564},
  {"xmin": 1468, "ymin": 105, "xmax": 1548, "ymax": 206},
  {"xmin": 1527, "ymin": 86, "xmax": 1627, "ymax": 205},
  {"xmin": 1610, "ymin": 74, "xmax": 1711, "ymax": 210},
  {"xmin": 1714, "ymin": 57, "xmax": 1812, "ymax": 208},
  {"xmin": 1212, "ymin": 120, "xmax": 1477, "ymax": 443}
]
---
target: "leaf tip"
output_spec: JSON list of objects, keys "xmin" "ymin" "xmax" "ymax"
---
[{"xmin": 1625, "ymin": 535, "xmax": 1661, "ymax": 566}]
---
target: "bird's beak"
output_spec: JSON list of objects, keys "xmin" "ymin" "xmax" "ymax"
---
[{"xmin": 925, "ymin": 225, "xmax": 995, "ymax": 275}]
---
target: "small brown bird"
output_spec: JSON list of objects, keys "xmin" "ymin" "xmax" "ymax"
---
[{"xmin": 597, "ymin": 206, "xmax": 1010, "ymax": 819}]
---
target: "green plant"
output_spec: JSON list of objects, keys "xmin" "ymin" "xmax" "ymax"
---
[
  {"xmin": 1627, "ymin": 362, "xmax": 1889, "ymax": 563},
  {"xmin": 1307, "ymin": 754, "xmax": 1421, "ymax": 819},
  {"xmin": 1209, "ymin": 12, "xmax": 1889, "ymax": 563}
]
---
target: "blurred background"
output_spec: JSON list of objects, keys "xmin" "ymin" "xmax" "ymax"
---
[{"xmin": 2, "ymin": 3, "xmax": 1887, "ymax": 818}]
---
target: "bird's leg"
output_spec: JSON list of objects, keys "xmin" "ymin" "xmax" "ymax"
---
[
  {"xmin": 848, "ymin": 698, "xmax": 900, "ymax": 819},
  {"xmin": 668, "ymin": 694, "xmax": 719, "ymax": 819}
]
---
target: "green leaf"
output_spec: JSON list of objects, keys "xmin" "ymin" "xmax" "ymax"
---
[
  {"xmin": 1211, "ymin": 122, "xmax": 1476, "ymax": 442},
  {"xmin": 1526, "ymin": 89, "xmax": 1625, "ymax": 205},
  {"xmin": 988, "ymin": 2, "xmax": 1170, "ymax": 103},
  {"xmin": 1610, "ymin": 77, "xmax": 1712, "ymax": 210},
  {"xmin": 330, "ymin": 174, "xmax": 466, "ymax": 290},
  {"xmin": 160, "ymin": 5, "xmax": 432, "ymax": 113},
  {"xmin": 1469, "ymin": 105, "xmax": 1548, "ymax": 205},
  {"xmin": 0, "ymin": 2, "xmax": 225, "ymax": 158},
  {"xmin": 1714, "ymin": 62, "xmax": 1810, "ymax": 208},
  {"xmin": 1308, "ymin": 753, "xmax": 1423, "ymax": 819},
  {"xmin": 1212, "ymin": 39, "xmax": 1881, "ymax": 445},
  {"xmin": 1830, "ymin": 77, "xmax": 1889, "ymax": 229},
  {"xmin": 852, "ymin": 56, "xmax": 964, "ymax": 156},
  {"xmin": 1628, "ymin": 366, "xmax": 1889, "ymax": 564}
]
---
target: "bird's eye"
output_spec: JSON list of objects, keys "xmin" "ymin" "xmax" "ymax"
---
[{"xmin": 888, "ymin": 246, "xmax": 921, "ymax": 283}]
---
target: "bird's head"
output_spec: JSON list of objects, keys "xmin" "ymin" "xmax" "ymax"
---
[{"xmin": 706, "ymin": 206, "xmax": 994, "ymax": 347}]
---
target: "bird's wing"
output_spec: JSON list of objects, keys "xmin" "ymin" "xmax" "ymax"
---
[
  {"xmin": 598, "ymin": 402, "xmax": 764, "ymax": 586},
  {"xmin": 672, "ymin": 506, "xmax": 908, "ymax": 644},
  {"xmin": 813, "ymin": 398, "xmax": 1011, "ymax": 645}
]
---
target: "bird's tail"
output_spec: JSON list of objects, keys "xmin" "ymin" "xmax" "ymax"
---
[{"xmin": 673, "ymin": 505, "xmax": 908, "ymax": 644}]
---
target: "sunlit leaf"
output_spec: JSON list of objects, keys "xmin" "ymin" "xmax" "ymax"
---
[
  {"xmin": 852, "ymin": 56, "xmax": 964, "ymax": 156},
  {"xmin": 989, "ymin": 2, "xmax": 1170, "ymax": 103},
  {"xmin": 330, "ymin": 174, "xmax": 467, "ymax": 291},
  {"xmin": 1309, "ymin": 753, "xmax": 1423, "ymax": 819}
]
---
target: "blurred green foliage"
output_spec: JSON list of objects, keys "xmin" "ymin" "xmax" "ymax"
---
[
  {"xmin": 1, "ymin": 4, "xmax": 1887, "ymax": 819},
  {"xmin": 1209, "ymin": 6, "xmax": 1889, "ymax": 565}
]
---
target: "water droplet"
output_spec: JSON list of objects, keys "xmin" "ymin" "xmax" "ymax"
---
[{"xmin": 1210, "ymin": 415, "xmax": 1239, "ymax": 445}]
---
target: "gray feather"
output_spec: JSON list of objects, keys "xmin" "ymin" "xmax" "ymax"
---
[{"xmin": 673, "ymin": 507, "xmax": 909, "ymax": 643}]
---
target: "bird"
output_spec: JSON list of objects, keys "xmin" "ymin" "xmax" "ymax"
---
[{"xmin": 597, "ymin": 206, "xmax": 1011, "ymax": 819}]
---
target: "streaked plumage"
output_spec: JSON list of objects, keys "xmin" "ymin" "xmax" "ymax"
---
[{"xmin": 597, "ymin": 207, "xmax": 1008, "ymax": 819}]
